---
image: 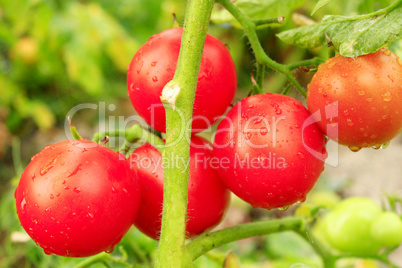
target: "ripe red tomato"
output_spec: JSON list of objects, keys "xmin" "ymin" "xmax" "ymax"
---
[
  {"xmin": 213, "ymin": 93, "xmax": 327, "ymax": 209},
  {"xmin": 128, "ymin": 136, "xmax": 230, "ymax": 240},
  {"xmin": 15, "ymin": 139, "xmax": 141, "ymax": 257},
  {"xmin": 127, "ymin": 27, "xmax": 237, "ymax": 133},
  {"xmin": 307, "ymin": 48, "xmax": 402, "ymax": 150}
]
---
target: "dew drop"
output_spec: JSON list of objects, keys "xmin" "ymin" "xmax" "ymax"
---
[
  {"xmin": 346, "ymin": 118, "xmax": 353, "ymax": 126},
  {"xmin": 136, "ymin": 61, "xmax": 143, "ymax": 74},
  {"xmin": 372, "ymin": 144, "xmax": 381, "ymax": 150},
  {"xmin": 123, "ymin": 188, "xmax": 128, "ymax": 194},
  {"xmin": 49, "ymin": 194, "xmax": 54, "ymax": 199},
  {"xmin": 297, "ymin": 152, "xmax": 305, "ymax": 159},
  {"xmin": 370, "ymin": 134, "xmax": 378, "ymax": 139},
  {"xmin": 31, "ymin": 174, "xmax": 36, "ymax": 181},
  {"xmin": 275, "ymin": 108, "xmax": 282, "ymax": 115},
  {"xmin": 358, "ymin": 90, "xmax": 365, "ymax": 96},
  {"xmin": 87, "ymin": 212, "xmax": 94, "ymax": 219},
  {"xmin": 318, "ymin": 87, "xmax": 323, "ymax": 93},
  {"xmin": 348, "ymin": 146, "xmax": 362, "ymax": 152},
  {"xmin": 388, "ymin": 75, "xmax": 395, "ymax": 82},
  {"xmin": 151, "ymin": 61, "xmax": 157, "ymax": 67},
  {"xmin": 323, "ymin": 92, "xmax": 328, "ymax": 98},
  {"xmin": 40, "ymin": 156, "xmax": 58, "ymax": 176},
  {"xmin": 73, "ymin": 187, "xmax": 81, "ymax": 193},
  {"xmin": 382, "ymin": 91, "xmax": 392, "ymax": 102},
  {"xmin": 20, "ymin": 198, "xmax": 27, "ymax": 211},
  {"xmin": 366, "ymin": 97, "xmax": 373, "ymax": 102},
  {"xmin": 152, "ymin": 76, "xmax": 158, "ymax": 82},
  {"xmin": 278, "ymin": 205, "xmax": 289, "ymax": 211},
  {"xmin": 244, "ymin": 131, "xmax": 252, "ymax": 140},
  {"xmin": 381, "ymin": 141, "xmax": 390, "ymax": 149},
  {"xmin": 105, "ymin": 245, "xmax": 115, "ymax": 254},
  {"xmin": 43, "ymin": 248, "xmax": 54, "ymax": 255},
  {"xmin": 260, "ymin": 127, "xmax": 268, "ymax": 135},
  {"xmin": 382, "ymin": 49, "xmax": 391, "ymax": 56}
]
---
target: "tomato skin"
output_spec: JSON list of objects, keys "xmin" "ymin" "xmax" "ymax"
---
[
  {"xmin": 129, "ymin": 136, "xmax": 230, "ymax": 240},
  {"xmin": 323, "ymin": 197, "xmax": 382, "ymax": 254},
  {"xmin": 307, "ymin": 48, "xmax": 402, "ymax": 149},
  {"xmin": 127, "ymin": 27, "xmax": 237, "ymax": 133},
  {"xmin": 213, "ymin": 93, "xmax": 327, "ymax": 209},
  {"xmin": 15, "ymin": 139, "xmax": 141, "ymax": 257},
  {"xmin": 371, "ymin": 211, "xmax": 402, "ymax": 247}
]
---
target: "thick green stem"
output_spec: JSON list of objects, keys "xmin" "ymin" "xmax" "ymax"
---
[
  {"xmin": 185, "ymin": 217, "xmax": 305, "ymax": 261},
  {"xmin": 154, "ymin": 0, "xmax": 214, "ymax": 267}
]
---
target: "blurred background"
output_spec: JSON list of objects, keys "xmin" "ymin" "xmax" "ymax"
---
[{"xmin": 1, "ymin": 0, "xmax": 401, "ymax": 267}]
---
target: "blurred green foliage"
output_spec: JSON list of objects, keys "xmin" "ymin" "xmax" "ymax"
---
[{"xmin": 0, "ymin": 0, "xmax": 400, "ymax": 267}]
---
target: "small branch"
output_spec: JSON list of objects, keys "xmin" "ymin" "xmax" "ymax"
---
[
  {"xmin": 286, "ymin": 57, "xmax": 324, "ymax": 70},
  {"xmin": 185, "ymin": 217, "xmax": 305, "ymax": 261},
  {"xmin": 216, "ymin": 0, "xmax": 307, "ymax": 97},
  {"xmin": 253, "ymin": 16, "xmax": 284, "ymax": 27}
]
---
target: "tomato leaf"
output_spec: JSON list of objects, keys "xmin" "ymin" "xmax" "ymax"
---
[
  {"xmin": 211, "ymin": 0, "xmax": 305, "ymax": 28},
  {"xmin": 311, "ymin": 0, "xmax": 335, "ymax": 16},
  {"xmin": 277, "ymin": 3, "xmax": 402, "ymax": 57}
]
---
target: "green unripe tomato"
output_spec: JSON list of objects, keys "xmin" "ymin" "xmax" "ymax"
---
[
  {"xmin": 307, "ymin": 190, "xmax": 341, "ymax": 209},
  {"xmin": 323, "ymin": 197, "xmax": 382, "ymax": 254},
  {"xmin": 371, "ymin": 211, "xmax": 402, "ymax": 247}
]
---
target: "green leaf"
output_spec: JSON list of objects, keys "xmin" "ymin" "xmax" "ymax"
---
[
  {"xmin": 277, "ymin": 2, "xmax": 402, "ymax": 57},
  {"xmin": 311, "ymin": 0, "xmax": 334, "ymax": 16},
  {"xmin": 211, "ymin": 0, "xmax": 305, "ymax": 28}
]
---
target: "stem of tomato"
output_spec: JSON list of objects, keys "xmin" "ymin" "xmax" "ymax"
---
[
  {"xmin": 216, "ymin": 0, "xmax": 315, "ymax": 97},
  {"xmin": 154, "ymin": 0, "xmax": 214, "ymax": 267},
  {"xmin": 185, "ymin": 217, "xmax": 305, "ymax": 261}
]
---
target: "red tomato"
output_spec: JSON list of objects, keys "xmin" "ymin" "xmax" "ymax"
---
[
  {"xmin": 127, "ymin": 27, "xmax": 237, "ymax": 133},
  {"xmin": 213, "ymin": 93, "xmax": 327, "ymax": 209},
  {"xmin": 307, "ymin": 48, "xmax": 402, "ymax": 150},
  {"xmin": 128, "ymin": 136, "xmax": 230, "ymax": 240},
  {"xmin": 15, "ymin": 139, "xmax": 141, "ymax": 257}
]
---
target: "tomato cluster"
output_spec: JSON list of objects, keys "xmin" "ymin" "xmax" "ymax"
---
[{"xmin": 15, "ymin": 24, "xmax": 402, "ymax": 259}]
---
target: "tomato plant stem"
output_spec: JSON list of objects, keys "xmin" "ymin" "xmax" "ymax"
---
[
  {"xmin": 154, "ymin": 0, "xmax": 214, "ymax": 267},
  {"xmin": 216, "ymin": 0, "xmax": 308, "ymax": 97},
  {"xmin": 185, "ymin": 217, "xmax": 305, "ymax": 261}
]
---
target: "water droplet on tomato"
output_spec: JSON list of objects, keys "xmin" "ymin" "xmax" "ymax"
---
[
  {"xmin": 322, "ymin": 92, "xmax": 328, "ymax": 98},
  {"xmin": 297, "ymin": 152, "xmax": 305, "ymax": 159},
  {"xmin": 67, "ymin": 164, "xmax": 82, "ymax": 178},
  {"xmin": 366, "ymin": 97, "xmax": 373, "ymax": 102},
  {"xmin": 275, "ymin": 108, "xmax": 282, "ymax": 115},
  {"xmin": 387, "ymin": 75, "xmax": 395, "ymax": 82},
  {"xmin": 151, "ymin": 61, "xmax": 157, "ymax": 67},
  {"xmin": 278, "ymin": 205, "xmax": 289, "ymax": 211},
  {"xmin": 358, "ymin": 90, "xmax": 365, "ymax": 96},
  {"xmin": 348, "ymin": 146, "xmax": 362, "ymax": 152},
  {"xmin": 243, "ymin": 131, "xmax": 252, "ymax": 140},
  {"xmin": 372, "ymin": 144, "xmax": 381, "ymax": 150},
  {"xmin": 346, "ymin": 118, "xmax": 353, "ymax": 126},
  {"xmin": 382, "ymin": 49, "xmax": 391, "ymax": 56},
  {"xmin": 43, "ymin": 248, "xmax": 53, "ymax": 255},
  {"xmin": 152, "ymin": 76, "xmax": 158, "ymax": 82},
  {"xmin": 20, "ymin": 198, "xmax": 27, "ymax": 212},
  {"xmin": 136, "ymin": 61, "xmax": 143, "ymax": 74},
  {"xmin": 370, "ymin": 134, "xmax": 378, "ymax": 139},
  {"xmin": 105, "ymin": 245, "xmax": 115, "ymax": 254},
  {"xmin": 382, "ymin": 91, "xmax": 392, "ymax": 102},
  {"xmin": 49, "ymin": 194, "xmax": 54, "ymax": 199},
  {"xmin": 87, "ymin": 212, "xmax": 94, "ymax": 219},
  {"xmin": 31, "ymin": 173, "xmax": 36, "ymax": 181},
  {"xmin": 73, "ymin": 187, "xmax": 81, "ymax": 193},
  {"xmin": 260, "ymin": 127, "xmax": 268, "ymax": 135}
]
